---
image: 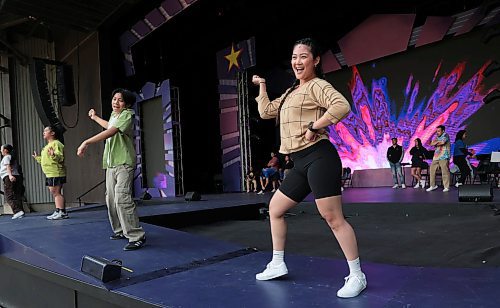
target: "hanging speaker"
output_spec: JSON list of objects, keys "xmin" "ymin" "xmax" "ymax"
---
[
  {"xmin": 55, "ymin": 64, "xmax": 76, "ymax": 106},
  {"xmin": 29, "ymin": 59, "xmax": 66, "ymax": 134}
]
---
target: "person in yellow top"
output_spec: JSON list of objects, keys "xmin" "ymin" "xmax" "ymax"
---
[{"xmin": 33, "ymin": 125, "xmax": 67, "ymax": 220}]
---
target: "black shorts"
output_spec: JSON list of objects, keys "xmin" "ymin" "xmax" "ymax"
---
[
  {"xmin": 279, "ymin": 139, "xmax": 342, "ymax": 202},
  {"xmin": 46, "ymin": 176, "xmax": 66, "ymax": 187}
]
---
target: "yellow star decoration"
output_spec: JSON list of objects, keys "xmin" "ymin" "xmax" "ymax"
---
[{"xmin": 224, "ymin": 44, "xmax": 242, "ymax": 72}]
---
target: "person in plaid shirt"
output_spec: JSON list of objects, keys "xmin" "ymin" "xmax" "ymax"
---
[
  {"xmin": 426, "ymin": 125, "xmax": 451, "ymax": 192},
  {"xmin": 252, "ymin": 38, "xmax": 366, "ymax": 298}
]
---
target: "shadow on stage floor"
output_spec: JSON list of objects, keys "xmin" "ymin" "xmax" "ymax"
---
[{"xmin": 0, "ymin": 187, "xmax": 499, "ymax": 307}]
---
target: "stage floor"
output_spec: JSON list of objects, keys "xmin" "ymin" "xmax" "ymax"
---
[{"xmin": 1, "ymin": 188, "xmax": 499, "ymax": 307}]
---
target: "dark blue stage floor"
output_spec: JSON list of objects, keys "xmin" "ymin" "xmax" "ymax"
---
[{"xmin": 1, "ymin": 188, "xmax": 499, "ymax": 307}]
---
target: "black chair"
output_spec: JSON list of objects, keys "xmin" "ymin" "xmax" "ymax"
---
[
  {"xmin": 341, "ymin": 167, "xmax": 352, "ymax": 188},
  {"xmin": 473, "ymin": 154, "xmax": 492, "ymax": 184}
]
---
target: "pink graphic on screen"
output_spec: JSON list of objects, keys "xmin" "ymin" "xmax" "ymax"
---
[{"xmin": 328, "ymin": 61, "xmax": 499, "ymax": 170}]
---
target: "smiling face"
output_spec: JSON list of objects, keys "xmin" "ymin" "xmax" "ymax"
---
[
  {"xmin": 291, "ymin": 44, "xmax": 319, "ymax": 84},
  {"xmin": 112, "ymin": 92, "xmax": 127, "ymax": 114},
  {"xmin": 436, "ymin": 127, "xmax": 444, "ymax": 137}
]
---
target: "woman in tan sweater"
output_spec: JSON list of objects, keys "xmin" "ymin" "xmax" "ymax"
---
[{"xmin": 252, "ymin": 38, "xmax": 366, "ymax": 298}]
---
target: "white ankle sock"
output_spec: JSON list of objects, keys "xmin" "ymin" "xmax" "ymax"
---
[
  {"xmin": 271, "ymin": 250, "xmax": 284, "ymax": 265},
  {"xmin": 347, "ymin": 257, "xmax": 362, "ymax": 276}
]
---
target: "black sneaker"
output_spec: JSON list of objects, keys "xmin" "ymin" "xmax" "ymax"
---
[
  {"xmin": 110, "ymin": 233, "xmax": 126, "ymax": 240},
  {"xmin": 123, "ymin": 237, "xmax": 146, "ymax": 251}
]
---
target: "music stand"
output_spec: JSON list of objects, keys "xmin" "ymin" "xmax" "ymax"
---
[{"xmin": 491, "ymin": 152, "xmax": 500, "ymax": 163}]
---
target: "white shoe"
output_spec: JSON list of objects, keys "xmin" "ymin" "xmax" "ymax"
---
[
  {"xmin": 271, "ymin": 189, "xmax": 276, "ymax": 193},
  {"xmin": 337, "ymin": 273, "xmax": 367, "ymax": 298},
  {"xmin": 420, "ymin": 180, "xmax": 426, "ymax": 188},
  {"xmin": 401, "ymin": 184, "xmax": 406, "ymax": 189},
  {"xmin": 257, "ymin": 190, "xmax": 264, "ymax": 195},
  {"xmin": 255, "ymin": 262, "xmax": 288, "ymax": 280},
  {"xmin": 341, "ymin": 187, "xmax": 345, "ymax": 192},
  {"xmin": 443, "ymin": 188, "xmax": 450, "ymax": 192},
  {"xmin": 12, "ymin": 211, "xmax": 25, "ymax": 220},
  {"xmin": 455, "ymin": 182, "xmax": 462, "ymax": 188},
  {"xmin": 392, "ymin": 184, "xmax": 398, "ymax": 188},
  {"xmin": 414, "ymin": 183, "xmax": 420, "ymax": 188},
  {"xmin": 46, "ymin": 210, "xmax": 58, "ymax": 219},
  {"xmin": 47, "ymin": 211, "xmax": 68, "ymax": 220},
  {"xmin": 426, "ymin": 186, "xmax": 438, "ymax": 192}
]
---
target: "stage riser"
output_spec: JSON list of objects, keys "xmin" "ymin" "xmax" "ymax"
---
[
  {"xmin": 141, "ymin": 203, "xmax": 265, "ymax": 229},
  {"xmin": 0, "ymin": 258, "xmax": 157, "ymax": 308}
]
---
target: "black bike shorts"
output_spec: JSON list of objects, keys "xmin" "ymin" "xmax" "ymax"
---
[{"xmin": 279, "ymin": 139, "xmax": 342, "ymax": 202}]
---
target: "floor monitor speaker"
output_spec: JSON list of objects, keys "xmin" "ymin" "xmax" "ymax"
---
[
  {"xmin": 185, "ymin": 191, "xmax": 201, "ymax": 201},
  {"xmin": 458, "ymin": 184, "xmax": 493, "ymax": 202}
]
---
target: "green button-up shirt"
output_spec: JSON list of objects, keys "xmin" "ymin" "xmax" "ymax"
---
[{"xmin": 103, "ymin": 108, "xmax": 136, "ymax": 169}]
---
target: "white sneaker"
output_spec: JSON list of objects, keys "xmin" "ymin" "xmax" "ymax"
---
[
  {"xmin": 257, "ymin": 190, "xmax": 264, "ymax": 195},
  {"xmin": 443, "ymin": 188, "xmax": 450, "ymax": 192},
  {"xmin": 401, "ymin": 184, "xmax": 406, "ymax": 189},
  {"xmin": 426, "ymin": 186, "xmax": 438, "ymax": 192},
  {"xmin": 271, "ymin": 189, "xmax": 276, "ymax": 193},
  {"xmin": 414, "ymin": 183, "xmax": 420, "ymax": 188},
  {"xmin": 255, "ymin": 262, "xmax": 288, "ymax": 280},
  {"xmin": 12, "ymin": 211, "xmax": 25, "ymax": 220},
  {"xmin": 337, "ymin": 273, "xmax": 367, "ymax": 298},
  {"xmin": 47, "ymin": 211, "xmax": 69, "ymax": 220},
  {"xmin": 420, "ymin": 180, "xmax": 426, "ymax": 188},
  {"xmin": 392, "ymin": 184, "xmax": 398, "ymax": 189},
  {"xmin": 455, "ymin": 182, "xmax": 462, "ymax": 188},
  {"xmin": 46, "ymin": 210, "xmax": 58, "ymax": 219},
  {"xmin": 341, "ymin": 187, "xmax": 345, "ymax": 192}
]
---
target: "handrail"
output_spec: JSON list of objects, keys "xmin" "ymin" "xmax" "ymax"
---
[{"xmin": 77, "ymin": 179, "xmax": 106, "ymax": 207}]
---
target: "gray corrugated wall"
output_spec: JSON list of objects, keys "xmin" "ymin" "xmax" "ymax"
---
[
  {"xmin": 1, "ymin": 55, "xmax": 14, "ymax": 206},
  {"xmin": 13, "ymin": 38, "xmax": 54, "ymax": 204}
]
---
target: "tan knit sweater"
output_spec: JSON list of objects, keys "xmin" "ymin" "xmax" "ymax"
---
[{"xmin": 256, "ymin": 78, "xmax": 351, "ymax": 154}]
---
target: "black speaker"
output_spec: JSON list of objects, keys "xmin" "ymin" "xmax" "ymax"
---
[
  {"xmin": 185, "ymin": 191, "xmax": 201, "ymax": 201},
  {"xmin": 458, "ymin": 184, "xmax": 493, "ymax": 202},
  {"xmin": 80, "ymin": 255, "xmax": 121, "ymax": 282},
  {"xmin": 29, "ymin": 59, "xmax": 66, "ymax": 134},
  {"xmin": 55, "ymin": 64, "xmax": 76, "ymax": 106}
]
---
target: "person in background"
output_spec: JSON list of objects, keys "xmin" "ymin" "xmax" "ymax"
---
[
  {"xmin": 282, "ymin": 155, "xmax": 294, "ymax": 180},
  {"xmin": 453, "ymin": 130, "xmax": 475, "ymax": 187},
  {"xmin": 246, "ymin": 166, "xmax": 258, "ymax": 192},
  {"xmin": 258, "ymin": 152, "xmax": 279, "ymax": 194},
  {"xmin": 426, "ymin": 125, "xmax": 451, "ymax": 192},
  {"xmin": 33, "ymin": 126, "xmax": 67, "ymax": 220},
  {"xmin": 252, "ymin": 37, "xmax": 366, "ymax": 298},
  {"xmin": 387, "ymin": 137, "xmax": 405, "ymax": 188},
  {"xmin": 1, "ymin": 144, "xmax": 24, "ymax": 219},
  {"xmin": 409, "ymin": 138, "xmax": 428, "ymax": 188}
]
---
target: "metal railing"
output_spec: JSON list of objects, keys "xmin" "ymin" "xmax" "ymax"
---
[{"xmin": 76, "ymin": 179, "xmax": 105, "ymax": 207}]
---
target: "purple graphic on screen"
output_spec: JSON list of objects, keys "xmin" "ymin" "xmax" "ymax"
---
[{"xmin": 328, "ymin": 61, "xmax": 500, "ymax": 170}]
